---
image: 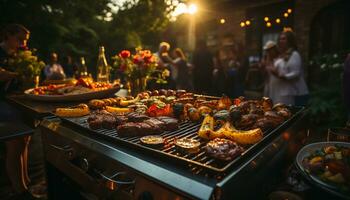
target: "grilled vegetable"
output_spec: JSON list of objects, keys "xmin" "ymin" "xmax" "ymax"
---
[
  {"xmin": 119, "ymin": 94, "xmax": 140, "ymax": 107},
  {"xmin": 55, "ymin": 104, "xmax": 90, "ymax": 117},
  {"xmin": 188, "ymin": 107, "xmax": 201, "ymax": 122},
  {"xmin": 147, "ymin": 103, "xmax": 172, "ymax": 117},
  {"xmin": 172, "ymin": 103, "xmax": 184, "ymax": 118},
  {"xmin": 214, "ymin": 110, "xmax": 230, "ymax": 121},
  {"xmin": 105, "ymin": 106, "xmax": 132, "ymax": 114},
  {"xmin": 223, "ymin": 126, "xmax": 263, "ymax": 145},
  {"xmin": 217, "ymin": 95, "xmax": 232, "ymax": 110},
  {"xmin": 198, "ymin": 106, "xmax": 212, "ymax": 116},
  {"xmin": 198, "ymin": 115, "xmax": 215, "ymax": 139},
  {"xmin": 175, "ymin": 138, "xmax": 200, "ymax": 154}
]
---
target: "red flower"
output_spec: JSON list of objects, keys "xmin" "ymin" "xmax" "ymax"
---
[
  {"xmin": 119, "ymin": 50, "xmax": 130, "ymax": 58},
  {"xmin": 133, "ymin": 55, "xmax": 142, "ymax": 64}
]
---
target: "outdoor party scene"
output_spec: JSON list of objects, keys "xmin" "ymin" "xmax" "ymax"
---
[{"xmin": 0, "ymin": 0, "xmax": 349, "ymax": 199}]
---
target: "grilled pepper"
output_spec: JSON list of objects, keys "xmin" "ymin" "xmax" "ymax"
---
[{"xmin": 198, "ymin": 115, "xmax": 215, "ymax": 140}]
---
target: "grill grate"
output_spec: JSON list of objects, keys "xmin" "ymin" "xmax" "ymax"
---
[{"xmin": 62, "ymin": 106, "xmax": 304, "ymax": 174}]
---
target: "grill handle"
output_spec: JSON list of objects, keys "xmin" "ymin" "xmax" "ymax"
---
[
  {"xmin": 94, "ymin": 170, "xmax": 135, "ymax": 193},
  {"xmin": 49, "ymin": 144, "xmax": 75, "ymax": 160}
]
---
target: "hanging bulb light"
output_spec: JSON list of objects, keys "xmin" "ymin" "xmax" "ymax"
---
[
  {"xmin": 240, "ymin": 22, "xmax": 245, "ymax": 27},
  {"xmin": 245, "ymin": 20, "xmax": 251, "ymax": 26},
  {"xmin": 275, "ymin": 18, "xmax": 281, "ymax": 23},
  {"xmin": 287, "ymin": 8, "xmax": 292, "ymax": 13},
  {"xmin": 284, "ymin": 13, "xmax": 289, "ymax": 18},
  {"xmin": 264, "ymin": 17, "xmax": 269, "ymax": 22},
  {"xmin": 266, "ymin": 22, "xmax": 272, "ymax": 27}
]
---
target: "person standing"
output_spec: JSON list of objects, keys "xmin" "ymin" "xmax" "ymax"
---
[
  {"xmin": 62, "ymin": 55, "xmax": 76, "ymax": 78},
  {"xmin": 192, "ymin": 39, "xmax": 213, "ymax": 94},
  {"xmin": 274, "ymin": 30, "xmax": 309, "ymax": 106},
  {"xmin": 212, "ymin": 50, "xmax": 226, "ymax": 96},
  {"xmin": 0, "ymin": 24, "xmax": 35, "ymax": 199},
  {"xmin": 172, "ymin": 48, "xmax": 191, "ymax": 90},
  {"xmin": 261, "ymin": 40, "xmax": 287, "ymax": 104},
  {"xmin": 226, "ymin": 47, "xmax": 244, "ymax": 98},
  {"xmin": 44, "ymin": 52, "xmax": 66, "ymax": 80},
  {"xmin": 154, "ymin": 42, "xmax": 175, "ymax": 89}
]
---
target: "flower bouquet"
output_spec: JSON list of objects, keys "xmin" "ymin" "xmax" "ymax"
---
[
  {"xmin": 7, "ymin": 49, "xmax": 45, "ymax": 89},
  {"xmin": 112, "ymin": 48, "xmax": 159, "ymax": 94}
]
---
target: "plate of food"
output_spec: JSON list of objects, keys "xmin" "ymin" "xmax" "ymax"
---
[
  {"xmin": 24, "ymin": 78, "xmax": 120, "ymax": 102},
  {"xmin": 296, "ymin": 142, "xmax": 350, "ymax": 199}
]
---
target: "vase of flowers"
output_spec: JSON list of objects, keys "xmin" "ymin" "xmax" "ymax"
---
[
  {"xmin": 112, "ymin": 48, "xmax": 158, "ymax": 95},
  {"xmin": 7, "ymin": 49, "xmax": 45, "ymax": 90}
]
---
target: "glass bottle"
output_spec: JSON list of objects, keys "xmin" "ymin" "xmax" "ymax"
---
[
  {"xmin": 96, "ymin": 46, "xmax": 110, "ymax": 82},
  {"xmin": 79, "ymin": 57, "xmax": 88, "ymax": 77}
]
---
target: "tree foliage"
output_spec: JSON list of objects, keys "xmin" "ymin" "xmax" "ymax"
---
[{"xmin": 0, "ymin": 0, "xmax": 174, "ymax": 72}]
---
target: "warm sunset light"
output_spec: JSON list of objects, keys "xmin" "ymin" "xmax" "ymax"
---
[{"xmin": 188, "ymin": 3, "xmax": 198, "ymax": 15}]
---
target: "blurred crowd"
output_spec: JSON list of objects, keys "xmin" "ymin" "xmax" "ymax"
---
[{"xmin": 151, "ymin": 30, "xmax": 309, "ymax": 107}]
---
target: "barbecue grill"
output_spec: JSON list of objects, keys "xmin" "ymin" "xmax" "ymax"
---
[{"xmin": 40, "ymin": 106, "xmax": 306, "ymax": 200}]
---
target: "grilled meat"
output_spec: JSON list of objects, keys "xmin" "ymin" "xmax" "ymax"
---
[
  {"xmin": 143, "ymin": 118, "xmax": 165, "ymax": 130},
  {"xmin": 204, "ymin": 138, "xmax": 244, "ymax": 161},
  {"xmin": 155, "ymin": 116, "xmax": 179, "ymax": 131},
  {"xmin": 87, "ymin": 110, "xmax": 116, "ymax": 129},
  {"xmin": 236, "ymin": 114, "xmax": 259, "ymax": 130},
  {"xmin": 117, "ymin": 121, "xmax": 162, "ymax": 137},
  {"xmin": 126, "ymin": 112, "xmax": 150, "ymax": 122},
  {"xmin": 114, "ymin": 115, "xmax": 128, "ymax": 126},
  {"xmin": 117, "ymin": 122, "xmax": 142, "ymax": 137}
]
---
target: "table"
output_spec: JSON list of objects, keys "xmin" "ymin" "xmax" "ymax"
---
[{"xmin": 6, "ymin": 95, "xmax": 78, "ymax": 127}]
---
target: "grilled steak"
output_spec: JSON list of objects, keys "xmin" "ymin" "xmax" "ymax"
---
[
  {"xmin": 204, "ymin": 138, "xmax": 243, "ymax": 161},
  {"xmin": 117, "ymin": 122, "xmax": 141, "ymax": 137},
  {"xmin": 87, "ymin": 110, "xmax": 116, "ymax": 129},
  {"xmin": 117, "ymin": 121, "xmax": 162, "ymax": 137},
  {"xmin": 155, "ymin": 116, "xmax": 179, "ymax": 131},
  {"xmin": 143, "ymin": 118, "xmax": 165, "ymax": 130},
  {"xmin": 114, "ymin": 114, "xmax": 129, "ymax": 126},
  {"xmin": 126, "ymin": 112, "xmax": 150, "ymax": 122}
]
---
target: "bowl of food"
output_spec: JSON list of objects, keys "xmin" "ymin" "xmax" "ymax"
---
[{"xmin": 295, "ymin": 142, "xmax": 350, "ymax": 199}]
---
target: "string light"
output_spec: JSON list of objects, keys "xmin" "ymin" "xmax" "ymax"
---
[
  {"xmin": 238, "ymin": 7, "xmax": 293, "ymax": 28},
  {"xmin": 220, "ymin": 18, "xmax": 226, "ymax": 24}
]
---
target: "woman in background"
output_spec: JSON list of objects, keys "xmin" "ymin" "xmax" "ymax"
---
[{"xmin": 274, "ymin": 30, "xmax": 309, "ymax": 106}]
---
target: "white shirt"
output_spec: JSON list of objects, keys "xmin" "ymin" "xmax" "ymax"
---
[
  {"xmin": 44, "ymin": 63, "xmax": 66, "ymax": 80},
  {"xmin": 278, "ymin": 51, "xmax": 309, "ymax": 96}
]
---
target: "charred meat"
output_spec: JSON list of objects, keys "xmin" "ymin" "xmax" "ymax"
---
[{"xmin": 204, "ymin": 138, "xmax": 244, "ymax": 161}]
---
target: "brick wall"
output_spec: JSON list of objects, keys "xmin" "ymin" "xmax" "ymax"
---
[{"xmin": 293, "ymin": 0, "xmax": 338, "ymax": 61}]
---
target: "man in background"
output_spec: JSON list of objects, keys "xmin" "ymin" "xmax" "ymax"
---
[{"xmin": 44, "ymin": 52, "xmax": 66, "ymax": 80}]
